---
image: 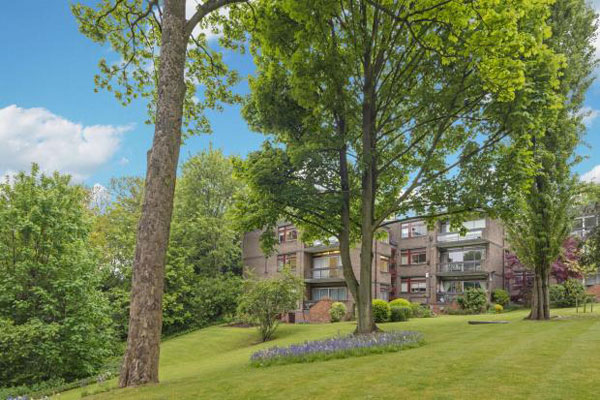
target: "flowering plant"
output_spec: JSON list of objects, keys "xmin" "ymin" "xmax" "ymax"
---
[{"xmin": 250, "ymin": 330, "xmax": 423, "ymax": 367}]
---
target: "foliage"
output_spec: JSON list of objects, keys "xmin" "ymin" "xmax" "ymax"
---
[
  {"xmin": 549, "ymin": 284, "xmax": 567, "ymax": 307},
  {"xmin": 390, "ymin": 306, "xmax": 412, "ymax": 322},
  {"xmin": 409, "ymin": 303, "xmax": 434, "ymax": 318},
  {"xmin": 457, "ymin": 288, "xmax": 488, "ymax": 314},
  {"xmin": 504, "ymin": 0, "xmax": 597, "ymax": 320},
  {"xmin": 163, "ymin": 273, "xmax": 243, "ymax": 335},
  {"xmin": 237, "ymin": 269, "xmax": 304, "ymax": 342},
  {"xmin": 563, "ymin": 279, "xmax": 586, "ymax": 306},
  {"xmin": 235, "ymin": 0, "xmax": 563, "ymax": 333},
  {"xmin": 0, "ymin": 166, "xmax": 114, "ymax": 386},
  {"xmin": 249, "ymin": 331, "xmax": 424, "ymax": 367},
  {"xmin": 169, "ymin": 148, "xmax": 244, "ymax": 276},
  {"xmin": 389, "ymin": 298, "xmax": 411, "ymax": 308},
  {"xmin": 372, "ymin": 300, "xmax": 391, "ymax": 323},
  {"xmin": 494, "ymin": 304, "xmax": 504, "ymax": 314},
  {"xmin": 550, "ymin": 279, "xmax": 586, "ymax": 307},
  {"xmin": 491, "ymin": 289, "xmax": 510, "ymax": 307},
  {"xmin": 91, "ymin": 149, "xmax": 244, "ymax": 337},
  {"xmin": 71, "ymin": 0, "xmax": 246, "ymax": 136},
  {"xmin": 329, "ymin": 302, "xmax": 347, "ymax": 323}
]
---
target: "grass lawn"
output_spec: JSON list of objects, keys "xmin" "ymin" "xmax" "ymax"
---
[{"xmin": 59, "ymin": 308, "xmax": 600, "ymax": 400}]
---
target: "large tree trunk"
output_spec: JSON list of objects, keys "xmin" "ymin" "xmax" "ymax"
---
[
  {"xmin": 355, "ymin": 27, "xmax": 378, "ymax": 334},
  {"xmin": 119, "ymin": 0, "xmax": 187, "ymax": 387},
  {"xmin": 528, "ymin": 267, "xmax": 550, "ymax": 320}
]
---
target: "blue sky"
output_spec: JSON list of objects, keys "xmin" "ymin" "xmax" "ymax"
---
[{"xmin": 0, "ymin": 1, "xmax": 599, "ymax": 188}]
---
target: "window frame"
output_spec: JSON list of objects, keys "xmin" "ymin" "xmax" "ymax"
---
[
  {"xmin": 277, "ymin": 253, "xmax": 297, "ymax": 271},
  {"xmin": 278, "ymin": 225, "xmax": 298, "ymax": 243},
  {"xmin": 400, "ymin": 221, "xmax": 427, "ymax": 238},
  {"xmin": 400, "ymin": 277, "xmax": 427, "ymax": 294},
  {"xmin": 400, "ymin": 248, "xmax": 427, "ymax": 266},
  {"xmin": 379, "ymin": 255, "xmax": 390, "ymax": 273}
]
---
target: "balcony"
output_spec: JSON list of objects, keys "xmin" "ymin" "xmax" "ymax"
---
[
  {"xmin": 436, "ymin": 292, "xmax": 462, "ymax": 304},
  {"xmin": 305, "ymin": 267, "xmax": 345, "ymax": 283},
  {"xmin": 437, "ymin": 260, "xmax": 487, "ymax": 277},
  {"xmin": 586, "ymin": 272, "xmax": 600, "ymax": 286},
  {"xmin": 436, "ymin": 229, "xmax": 486, "ymax": 247}
]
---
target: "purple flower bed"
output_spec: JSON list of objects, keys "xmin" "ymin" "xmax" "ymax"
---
[{"xmin": 250, "ymin": 330, "xmax": 424, "ymax": 367}]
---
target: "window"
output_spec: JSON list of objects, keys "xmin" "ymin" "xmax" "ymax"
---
[
  {"xmin": 400, "ymin": 221, "xmax": 426, "ymax": 238},
  {"xmin": 277, "ymin": 253, "xmax": 297, "ymax": 271},
  {"xmin": 380, "ymin": 284, "xmax": 391, "ymax": 301},
  {"xmin": 441, "ymin": 219, "xmax": 486, "ymax": 233},
  {"xmin": 278, "ymin": 225, "xmax": 297, "ymax": 243},
  {"xmin": 441, "ymin": 280, "xmax": 487, "ymax": 293},
  {"xmin": 400, "ymin": 277, "xmax": 427, "ymax": 293},
  {"xmin": 400, "ymin": 248, "xmax": 426, "ymax": 265},
  {"xmin": 379, "ymin": 256, "xmax": 390, "ymax": 272},
  {"xmin": 313, "ymin": 251, "xmax": 341, "ymax": 269},
  {"xmin": 312, "ymin": 287, "xmax": 347, "ymax": 301}
]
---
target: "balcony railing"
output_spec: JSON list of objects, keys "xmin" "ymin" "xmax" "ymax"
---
[
  {"xmin": 586, "ymin": 272, "xmax": 600, "ymax": 286},
  {"xmin": 436, "ymin": 229, "xmax": 483, "ymax": 243},
  {"xmin": 438, "ymin": 260, "xmax": 483, "ymax": 273},
  {"xmin": 310, "ymin": 267, "xmax": 344, "ymax": 279}
]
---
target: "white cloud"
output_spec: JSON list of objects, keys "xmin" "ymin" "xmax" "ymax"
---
[
  {"xmin": 581, "ymin": 164, "xmax": 600, "ymax": 183},
  {"xmin": 0, "ymin": 105, "xmax": 131, "ymax": 181},
  {"xmin": 581, "ymin": 106, "xmax": 599, "ymax": 126},
  {"xmin": 119, "ymin": 157, "xmax": 130, "ymax": 166}
]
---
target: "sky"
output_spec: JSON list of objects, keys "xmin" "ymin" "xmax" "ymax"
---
[{"xmin": 1, "ymin": 1, "xmax": 599, "ymax": 189}]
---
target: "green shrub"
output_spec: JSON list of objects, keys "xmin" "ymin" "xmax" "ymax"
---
[
  {"xmin": 372, "ymin": 299, "xmax": 391, "ymax": 323},
  {"xmin": 549, "ymin": 284, "xmax": 567, "ymax": 307},
  {"xmin": 390, "ymin": 306, "xmax": 411, "ymax": 322},
  {"xmin": 491, "ymin": 289, "xmax": 510, "ymax": 306},
  {"xmin": 237, "ymin": 269, "xmax": 304, "ymax": 342},
  {"xmin": 550, "ymin": 280, "xmax": 585, "ymax": 307},
  {"xmin": 329, "ymin": 302, "xmax": 347, "ymax": 322},
  {"xmin": 563, "ymin": 279, "xmax": 585, "ymax": 306},
  {"xmin": 494, "ymin": 304, "xmax": 504, "ymax": 313},
  {"xmin": 457, "ymin": 288, "xmax": 487, "ymax": 314},
  {"xmin": 389, "ymin": 298, "xmax": 411, "ymax": 308}
]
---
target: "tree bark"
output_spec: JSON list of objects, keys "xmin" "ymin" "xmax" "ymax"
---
[
  {"xmin": 119, "ymin": 0, "xmax": 188, "ymax": 387},
  {"xmin": 356, "ymin": 20, "xmax": 378, "ymax": 334},
  {"xmin": 528, "ymin": 266, "xmax": 550, "ymax": 320}
]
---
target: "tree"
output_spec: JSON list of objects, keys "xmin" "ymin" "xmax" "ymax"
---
[
  {"xmin": 506, "ymin": 0, "xmax": 597, "ymax": 320},
  {"xmin": 0, "ymin": 166, "xmax": 114, "ymax": 386},
  {"xmin": 73, "ymin": 0, "xmax": 247, "ymax": 386},
  {"xmin": 91, "ymin": 150, "xmax": 244, "ymax": 337},
  {"xmin": 236, "ymin": 0, "xmax": 558, "ymax": 333},
  {"xmin": 237, "ymin": 269, "xmax": 304, "ymax": 342},
  {"xmin": 169, "ymin": 147, "xmax": 243, "ymax": 276},
  {"xmin": 91, "ymin": 177, "xmax": 144, "ymax": 338}
]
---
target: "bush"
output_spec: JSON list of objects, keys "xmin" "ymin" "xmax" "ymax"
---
[
  {"xmin": 329, "ymin": 302, "xmax": 347, "ymax": 323},
  {"xmin": 563, "ymin": 279, "xmax": 585, "ymax": 306},
  {"xmin": 550, "ymin": 279, "xmax": 585, "ymax": 307},
  {"xmin": 457, "ymin": 288, "xmax": 487, "ymax": 314},
  {"xmin": 491, "ymin": 289, "xmax": 510, "ymax": 306},
  {"xmin": 237, "ymin": 269, "xmax": 304, "ymax": 342},
  {"xmin": 390, "ymin": 306, "xmax": 411, "ymax": 322},
  {"xmin": 389, "ymin": 298, "xmax": 411, "ymax": 308},
  {"xmin": 549, "ymin": 284, "xmax": 567, "ymax": 307},
  {"xmin": 494, "ymin": 304, "xmax": 504, "ymax": 313},
  {"xmin": 372, "ymin": 299, "xmax": 391, "ymax": 323}
]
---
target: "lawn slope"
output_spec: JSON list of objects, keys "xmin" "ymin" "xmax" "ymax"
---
[{"xmin": 59, "ymin": 309, "xmax": 600, "ymax": 400}]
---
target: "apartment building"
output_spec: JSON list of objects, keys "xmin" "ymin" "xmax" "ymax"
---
[
  {"xmin": 242, "ymin": 216, "xmax": 507, "ymax": 314},
  {"xmin": 242, "ymin": 225, "xmax": 394, "ymax": 318}
]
